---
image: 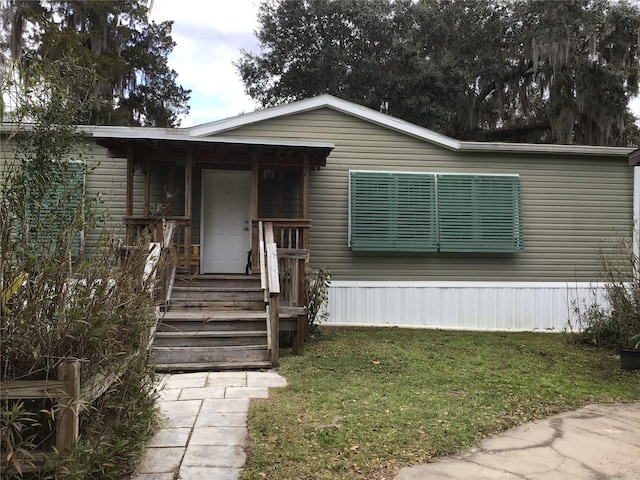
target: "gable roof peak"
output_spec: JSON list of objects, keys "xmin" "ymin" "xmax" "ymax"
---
[
  {"xmin": 187, "ymin": 93, "xmax": 461, "ymax": 150},
  {"xmin": 187, "ymin": 94, "xmax": 633, "ymax": 157}
]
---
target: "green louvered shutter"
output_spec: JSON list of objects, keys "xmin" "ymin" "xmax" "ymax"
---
[
  {"xmin": 24, "ymin": 161, "xmax": 85, "ymax": 255},
  {"xmin": 437, "ymin": 174, "xmax": 522, "ymax": 252},
  {"xmin": 350, "ymin": 171, "xmax": 437, "ymax": 252}
]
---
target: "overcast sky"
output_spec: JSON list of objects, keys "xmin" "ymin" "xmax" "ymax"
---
[
  {"xmin": 149, "ymin": 0, "xmax": 262, "ymax": 128},
  {"xmin": 150, "ymin": 0, "xmax": 640, "ymax": 130}
]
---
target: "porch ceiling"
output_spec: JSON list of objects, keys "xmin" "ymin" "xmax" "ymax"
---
[{"xmin": 94, "ymin": 132, "xmax": 334, "ymax": 167}]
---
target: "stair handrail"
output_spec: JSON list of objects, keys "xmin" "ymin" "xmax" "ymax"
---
[
  {"xmin": 260, "ymin": 221, "xmax": 281, "ymax": 366},
  {"xmin": 258, "ymin": 221, "xmax": 271, "ymax": 352},
  {"xmin": 161, "ymin": 219, "xmax": 178, "ymax": 305}
]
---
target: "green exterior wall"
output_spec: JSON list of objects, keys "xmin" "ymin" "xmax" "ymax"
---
[
  {"xmin": 3, "ymin": 106, "xmax": 633, "ymax": 283},
  {"xmin": 206, "ymin": 107, "xmax": 633, "ymax": 282},
  {"xmin": 1, "ymin": 135, "xmax": 143, "ymax": 250}
]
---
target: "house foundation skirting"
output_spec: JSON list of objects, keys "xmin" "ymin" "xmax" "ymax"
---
[{"xmin": 323, "ymin": 281, "xmax": 607, "ymax": 332}]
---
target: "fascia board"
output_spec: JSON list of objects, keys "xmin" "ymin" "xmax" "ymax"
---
[
  {"xmin": 92, "ymin": 129, "xmax": 334, "ymax": 149},
  {"xmin": 459, "ymin": 141, "xmax": 634, "ymax": 157}
]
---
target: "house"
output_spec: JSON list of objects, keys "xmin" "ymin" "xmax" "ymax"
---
[
  {"xmin": 107, "ymin": 94, "xmax": 631, "ymax": 333},
  {"xmin": 2, "ymin": 94, "xmax": 638, "ymax": 367}
]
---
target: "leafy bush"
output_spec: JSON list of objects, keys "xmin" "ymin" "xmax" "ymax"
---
[
  {"xmin": 573, "ymin": 239, "xmax": 640, "ymax": 350},
  {"xmin": 305, "ymin": 267, "xmax": 331, "ymax": 337},
  {"xmin": 1, "ymin": 58, "xmax": 160, "ymax": 479}
]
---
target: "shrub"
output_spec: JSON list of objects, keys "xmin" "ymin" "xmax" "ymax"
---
[
  {"xmin": 1, "ymin": 58, "xmax": 160, "ymax": 479},
  {"xmin": 574, "ymin": 239, "xmax": 640, "ymax": 350},
  {"xmin": 305, "ymin": 267, "xmax": 331, "ymax": 337}
]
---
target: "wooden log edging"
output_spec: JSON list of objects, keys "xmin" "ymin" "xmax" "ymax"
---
[
  {"xmin": 0, "ymin": 359, "xmax": 80, "ymax": 473},
  {"xmin": 56, "ymin": 360, "xmax": 80, "ymax": 452},
  {"xmin": 0, "ymin": 350, "xmax": 148, "ymax": 474}
]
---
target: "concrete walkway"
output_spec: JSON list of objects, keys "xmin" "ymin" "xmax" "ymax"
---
[
  {"xmin": 133, "ymin": 370, "xmax": 287, "ymax": 480},
  {"xmin": 395, "ymin": 402, "xmax": 640, "ymax": 480}
]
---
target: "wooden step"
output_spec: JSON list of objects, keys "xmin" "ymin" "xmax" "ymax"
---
[
  {"xmin": 161, "ymin": 310, "xmax": 268, "ymax": 320},
  {"xmin": 158, "ymin": 311, "xmax": 267, "ymax": 332},
  {"xmin": 152, "ymin": 345, "xmax": 269, "ymax": 365},
  {"xmin": 154, "ymin": 360, "xmax": 272, "ymax": 372},
  {"xmin": 169, "ymin": 299, "xmax": 266, "ymax": 310},
  {"xmin": 172, "ymin": 286, "xmax": 263, "ymax": 293},
  {"xmin": 154, "ymin": 272, "xmax": 275, "ymax": 371},
  {"xmin": 154, "ymin": 330, "xmax": 267, "ymax": 347},
  {"xmin": 177, "ymin": 274, "xmax": 260, "ymax": 280},
  {"xmin": 175, "ymin": 275, "xmax": 261, "ymax": 288},
  {"xmin": 169, "ymin": 296, "xmax": 265, "ymax": 305}
]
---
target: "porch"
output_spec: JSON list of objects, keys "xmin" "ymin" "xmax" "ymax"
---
[{"xmin": 94, "ymin": 132, "xmax": 333, "ymax": 369}]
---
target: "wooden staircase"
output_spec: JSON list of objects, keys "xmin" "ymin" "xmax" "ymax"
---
[{"xmin": 152, "ymin": 274, "xmax": 273, "ymax": 371}]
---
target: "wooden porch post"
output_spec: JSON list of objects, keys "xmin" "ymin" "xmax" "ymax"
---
[
  {"xmin": 143, "ymin": 160, "xmax": 150, "ymax": 217},
  {"xmin": 126, "ymin": 145, "xmax": 134, "ymax": 244},
  {"xmin": 300, "ymin": 155, "xmax": 310, "ymax": 249},
  {"xmin": 251, "ymin": 156, "xmax": 260, "ymax": 272},
  {"xmin": 251, "ymin": 156, "xmax": 259, "ymax": 219},
  {"xmin": 167, "ymin": 163, "xmax": 175, "ymax": 216},
  {"xmin": 278, "ymin": 167, "xmax": 284, "ymax": 217},
  {"xmin": 184, "ymin": 152, "xmax": 193, "ymax": 268}
]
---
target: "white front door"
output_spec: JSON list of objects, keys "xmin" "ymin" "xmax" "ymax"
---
[{"xmin": 201, "ymin": 170, "xmax": 252, "ymax": 273}]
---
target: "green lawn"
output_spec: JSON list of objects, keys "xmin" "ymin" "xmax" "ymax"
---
[{"xmin": 241, "ymin": 327, "xmax": 640, "ymax": 480}]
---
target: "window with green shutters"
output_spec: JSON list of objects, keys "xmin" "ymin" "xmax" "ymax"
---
[
  {"xmin": 349, "ymin": 171, "xmax": 523, "ymax": 253},
  {"xmin": 22, "ymin": 161, "xmax": 86, "ymax": 255},
  {"xmin": 349, "ymin": 171, "xmax": 438, "ymax": 251},
  {"xmin": 437, "ymin": 174, "xmax": 523, "ymax": 252}
]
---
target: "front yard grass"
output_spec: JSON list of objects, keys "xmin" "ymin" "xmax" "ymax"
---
[{"xmin": 242, "ymin": 327, "xmax": 640, "ymax": 480}]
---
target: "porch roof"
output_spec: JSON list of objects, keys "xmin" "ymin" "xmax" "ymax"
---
[{"xmin": 93, "ymin": 131, "xmax": 334, "ymax": 167}]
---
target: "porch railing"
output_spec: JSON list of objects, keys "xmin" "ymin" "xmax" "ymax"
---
[
  {"xmin": 122, "ymin": 217, "xmax": 179, "ymax": 305},
  {"xmin": 124, "ymin": 216, "xmax": 189, "ymax": 244},
  {"xmin": 251, "ymin": 218, "xmax": 310, "ymax": 272},
  {"xmin": 124, "ymin": 216, "xmax": 193, "ymax": 272}
]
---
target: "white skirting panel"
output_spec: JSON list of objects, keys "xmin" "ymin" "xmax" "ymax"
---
[{"xmin": 324, "ymin": 281, "xmax": 606, "ymax": 331}]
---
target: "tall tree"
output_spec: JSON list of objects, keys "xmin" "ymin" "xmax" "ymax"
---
[
  {"xmin": 1, "ymin": 0, "xmax": 190, "ymax": 127},
  {"xmin": 238, "ymin": 0, "xmax": 640, "ymax": 146}
]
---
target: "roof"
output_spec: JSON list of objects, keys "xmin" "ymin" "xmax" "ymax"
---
[
  {"xmin": 3, "ymin": 95, "xmax": 634, "ymax": 158},
  {"xmin": 628, "ymin": 147, "xmax": 640, "ymax": 166},
  {"xmin": 92, "ymin": 128, "xmax": 334, "ymax": 167},
  {"xmin": 187, "ymin": 94, "xmax": 635, "ymax": 158},
  {"xmin": 92, "ymin": 129, "xmax": 334, "ymax": 150}
]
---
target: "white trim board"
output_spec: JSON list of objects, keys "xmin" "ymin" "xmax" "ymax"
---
[
  {"xmin": 320, "ymin": 323, "xmax": 558, "ymax": 333},
  {"xmin": 330, "ymin": 281, "xmax": 602, "ymax": 289},
  {"xmin": 323, "ymin": 281, "xmax": 606, "ymax": 332}
]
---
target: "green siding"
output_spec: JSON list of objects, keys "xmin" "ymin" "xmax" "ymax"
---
[
  {"xmin": 1, "ymin": 139, "xmax": 143, "ymax": 250},
  {"xmin": 207, "ymin": 107, "xmax": 634, "ymax": 283},
  {"xmin": 3, "ymin": 106, "xmax": 632, "ymax": 283},
  {"xmin": 83, "ymin": 141, "xmax": 144, "ymax": 248}
]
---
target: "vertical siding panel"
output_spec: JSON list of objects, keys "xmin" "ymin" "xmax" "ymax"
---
[{"xmin": 324, "ymin": 282, "xmax": 606, "ymax": 331}]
